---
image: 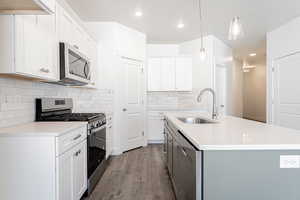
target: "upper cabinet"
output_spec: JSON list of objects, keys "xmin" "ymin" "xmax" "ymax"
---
[
  {"xmin": 147, "ymin": 56, "xmax": 193, "ymax": 92},
  {"xmin": 0, "ymin": 0, "xmax": 55, "ymax": 14},
  {"xmin": 0, "ymin": 12, "xmax": 58, "ymax": 81},
  {"xmin": 57, "ymin": 5, "xmax": 87, "ymax": 55},
  {"xmin": 56, "ymin": 4, "xmax": 98, "ymax": 88},
  {"xmin": 0, "ymin": 2, "xmax": 99, "ymax": 87}
]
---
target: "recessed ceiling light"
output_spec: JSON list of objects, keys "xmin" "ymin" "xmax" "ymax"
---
[
  {"xmin": 177, "ymin": 23, "xmax": 185, "ymax": 29},
  {"xmin": 249, "ymin": 53, "xmax": 257, "ymax": 57},
  {"xmin": 135, "ymin": 11, "xmax": 143, "ymax": 17}
]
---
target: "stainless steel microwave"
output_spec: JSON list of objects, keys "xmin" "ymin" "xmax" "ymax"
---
[{"xmin": 58, "ymin": 42, "xmax": 91, "ymax": 86}]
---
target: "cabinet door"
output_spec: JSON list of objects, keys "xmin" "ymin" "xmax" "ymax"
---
[
  {"xmin": 57, "ymin": 143, "xmax": 74, "ymax": 200},
  {"xmin": 148, "ymin": 114, "xmax": 164, "ymax": 142},
  {"xmin": 57, "ymin": 140, "xmax": 87, "ymax": 200},
  {"xmin": 57, "ymin": 6, "xmax": 74, "ymax": 44},
  {"xmin": 148, "ymin": 58, "xmax": 161, "ymax": 91},
  {"xmin": 86, "ymin": 38, "xmax": 98, "ymax": 88},
  {"xmin": 161, "ymin": 58, "xmax": 176, "ymax": 91},
  {"xmin": 15, "ymin": 13, "xmax": 57, "ymax": 80},
  {"xmin": 15, "ymin": 15, "xmax": 40, "ymax": 76},
  {"xmin": 175, "ymin": 57, "xmax": 193, "ymax": 91},
  {"xmin": 36, "ymin": 13, "xmax": 58, "ymax": 80},
  {"xmin": 73, "ymin": 140, "xmax": 87, "ymax": 200}
]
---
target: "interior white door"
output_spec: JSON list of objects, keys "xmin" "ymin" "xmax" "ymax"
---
[
  {"xmin": 273, "ymin": 52, "xmax": 300, "ymax": 130},
  {"xmin": 215, "ymin": 65, "xmax": 227, "ymax": 116},
  {"xmin": 122, "ymin": 58, "xmax": 145, "ymax": 151}
]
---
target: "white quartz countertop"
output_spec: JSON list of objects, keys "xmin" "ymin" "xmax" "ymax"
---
[
  {"xmin": 0, "ymin": 122, "xmax": 88, "ymax": 137},
  {"xmin": 165, "ymin": 112, "xmax": 300, "ymax": 150}
]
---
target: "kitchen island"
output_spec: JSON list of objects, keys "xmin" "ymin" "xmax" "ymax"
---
[{"xmin": 164, "ymin": 112, "xmax": 300, "ymax": 200}]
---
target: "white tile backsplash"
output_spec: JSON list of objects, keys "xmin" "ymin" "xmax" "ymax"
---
[
  {"xmin": 147, "ymin": 89, "xmax": 209, "ymax": 111},
  {"xmin": 0, "ymin": 77, "xmax": 114, "ymax": 128}
]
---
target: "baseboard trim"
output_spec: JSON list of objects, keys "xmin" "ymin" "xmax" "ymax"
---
[{"xmin": 148, "ymin": 140, "xmax": 164, "ymax": 144}]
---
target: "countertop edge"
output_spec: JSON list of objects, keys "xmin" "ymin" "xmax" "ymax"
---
[{"xmin": 0, "ymin": 122, "xmax": 88, "ymax": 137}]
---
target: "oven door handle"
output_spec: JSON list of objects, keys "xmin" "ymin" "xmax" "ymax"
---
[{"xmin": 90, "ymin": 125, "xmax": 106, "ymax": 134}]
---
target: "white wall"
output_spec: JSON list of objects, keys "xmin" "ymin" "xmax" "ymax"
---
[
  {"xmin": 226, "ymin": 59, "xmax": 244, "ymax": 117},
  {"xmin": 243, "ymin": 57, "xmax": 266, "ymax": 122}
]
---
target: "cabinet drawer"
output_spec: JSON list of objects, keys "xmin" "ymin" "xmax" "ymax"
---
[{"xmin": 56, "ymin": 126, "xmax": 87, "ymax": 156}]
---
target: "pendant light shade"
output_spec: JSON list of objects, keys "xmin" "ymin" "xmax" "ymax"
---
[{"xmin": 228, "ymin": 16, "xmax": 244, "ymax": 40}]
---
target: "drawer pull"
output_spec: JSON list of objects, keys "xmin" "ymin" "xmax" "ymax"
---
[{"xmin": 73, "ymin": 134, "xmax": 82, "ymax": 141}]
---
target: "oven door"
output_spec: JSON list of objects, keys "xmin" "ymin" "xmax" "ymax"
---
[
  {"xmin": 59, "ymin": 42, "xmax": 91, "ymax": 85},
  {"xmin": 87, "ymin": 125, "xmax": 106, "ymax": 178}
]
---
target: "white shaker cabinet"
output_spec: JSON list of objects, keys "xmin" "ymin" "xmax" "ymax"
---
[
  {"xmin": 161, "ymin": 58, "xmax": 176, "ymax": 91},
  {"xmin": 56, "ymin": 4, "xmax": 89, "ymax": 55},
  {"xmin": 147, "ymin": 111, "xmax": 165, "ymax": 143},
  {"xmin": 0, "ymin": 123, "xmax": 87, "ymax": 200},
  {"xmin": 147, "ymin": 56, "xmax": 192, "ymax": 91},
  {"xmin": 147, "ymin": 58, "xmax": 162, "ymax": 91},
  {"xmin": 0, "ymin": 13, "xmax": 58, "ymax": 81},
  {"xmin": 57, "ymin": 140, "xmax": 87, "ymax": 200}
]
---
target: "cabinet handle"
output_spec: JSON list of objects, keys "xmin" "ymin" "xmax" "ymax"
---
[
  {"xmin": 40, "ymin": 68, "xmax": 50, "ymax": 73},
  {"xmin": 74, "ymin": 149, "xmax": 81, "ymax": 156},
  {"xmin": 73, "ymin": 134, "xmax": 81, "ymax": 141},
  {"xmin": 73, "ymin": 45, "xmax": 79, "ymax": 49},
  {"xmin": 109, "ymin": 126, "xmax": 112, "ymax": 129}
]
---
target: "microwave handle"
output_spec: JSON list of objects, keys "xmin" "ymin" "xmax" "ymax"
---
[{"xmin": 84, "ymin": 62, "xmax": 88, "ymax": 78}]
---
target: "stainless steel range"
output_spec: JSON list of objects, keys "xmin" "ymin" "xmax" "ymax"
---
[{"xmin": 36, "ymin": 98, "xmax": 108, "ymax": 195}]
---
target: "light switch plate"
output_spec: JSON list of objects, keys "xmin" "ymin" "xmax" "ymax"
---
[{"xmin": 280, "ymin": 155, "xmax": 300, "ymax": 168}]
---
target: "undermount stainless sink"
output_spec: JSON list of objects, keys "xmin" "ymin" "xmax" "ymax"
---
[{"xmin": 177, "ymin": 117, "xmax": 219, "ymax": 124}]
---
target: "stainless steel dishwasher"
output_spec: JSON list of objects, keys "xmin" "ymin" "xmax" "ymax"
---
[{"xmin": 165, "ymin": 119, "xmax": 197, "ymax": 200}]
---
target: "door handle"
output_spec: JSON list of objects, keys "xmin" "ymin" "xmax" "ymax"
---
[{"xmin": 122, "ymin": 108, "xmax": 127, "ymax": 112}]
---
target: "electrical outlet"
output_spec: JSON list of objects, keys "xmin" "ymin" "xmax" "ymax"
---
[{"xmin": 280, "ymin": 155, "xmax": 300, "ymax": 168}]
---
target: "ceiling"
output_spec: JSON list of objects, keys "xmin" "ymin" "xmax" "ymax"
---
[{"xmin": 66, "ymin": 0, "xmax": 300, "ymax": 59}]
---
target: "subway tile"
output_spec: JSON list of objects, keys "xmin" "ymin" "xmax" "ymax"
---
[{"xmin": 0, "ymin": 77, "xmax": 114, "ymax": 128}]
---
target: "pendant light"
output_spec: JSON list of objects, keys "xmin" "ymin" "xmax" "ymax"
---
[
  {"xmin": 228, "ymin": 16, "xmax": 244, "ymax": 40},
  {"xmin": 198, "ymin": 0, "xmax": 206, "ymax": 61}
]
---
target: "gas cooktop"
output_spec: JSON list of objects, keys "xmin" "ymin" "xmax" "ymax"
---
[{"xmin": 41, "ymin": 113, "xmax": 105, "ymax": 122}]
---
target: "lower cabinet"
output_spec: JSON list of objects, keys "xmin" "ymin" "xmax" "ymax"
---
[
  {"xmin": 0, "ymin": 125, "xmax": 88, "ymax": 200},
  {"xmin": 148, "ymin": 111, "xmax": 165, "ymax": 143},
  {"xmin": 57, "ymin": 140, "xmax": 87, "ymax": 200}
]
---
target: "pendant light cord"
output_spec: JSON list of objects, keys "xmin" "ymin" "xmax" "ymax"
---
[{"xmin": 198, "ymin": 0, "xmax": 204, "ymax": 49}]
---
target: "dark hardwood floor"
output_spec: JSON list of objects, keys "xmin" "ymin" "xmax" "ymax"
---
[{"xmin": 86, "ymin": 144, "xmax": 176, "ymax": 200}]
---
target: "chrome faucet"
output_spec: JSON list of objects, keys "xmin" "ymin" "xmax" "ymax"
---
[{"xmin": 197, "ymin": 88, "xmax": 218, "ymax": 119}]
